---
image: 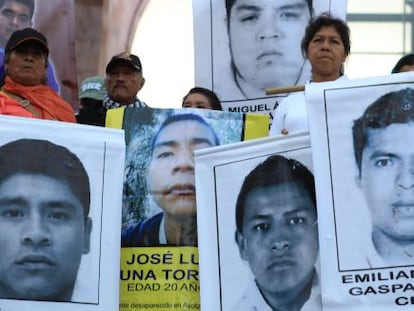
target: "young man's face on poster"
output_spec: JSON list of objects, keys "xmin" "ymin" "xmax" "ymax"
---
[
  {"xmin": 227, "ymin": 0, "xmax": 310, "ymax": 90},
  {"xmin": 236, "ymin": 181, "xmax": 318, "ymax": 294},
  {"xmin": 357, "ymin": 123, "xmax": 414, "ymax": 241},
  {"xmin": 148, "ymin": 119, "xmax": 218, "ymax": 217},
  {"xmin": 0, "ymin": 173, "xmax": 91, "ymax": 301}
]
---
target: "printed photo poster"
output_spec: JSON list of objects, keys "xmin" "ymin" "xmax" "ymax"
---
[
  {"xmin": 114, "ymin": 107, "xmax": 268, "ymax": 311},
  {"xmin": 193, "ymin": 0, "xmax": 347, "ymax": 126},
  {"xmin": 194, "ymin": 133, "xmax": 319, "ymax": 310},
  {"xmin": 306, "ymin": 71, "xmax": 414, "ymax": 310},
  {"xmin": 0, "ymin": 115, "xmax": 125, "ymax": 310}
]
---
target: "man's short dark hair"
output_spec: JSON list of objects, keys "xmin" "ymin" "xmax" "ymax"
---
[
  {"xmin": 183, "ymin": 87, "xmax": 223, "ymax": 111},
  {"xmin": 0, "ymin": 0, "xmax": 35, "ymax": 18},
  {"xmin": 391, "ymin": 54, "xmax": 414, "ymax": 74},
  {"xmin": 352, "ymin": 88, "xmax": 414, "ymax": 173},
  {"xmin": 151, "ymin": 113, "xmax": 220, "ymax": 153},
  {"xmin": 235, "ymin": 155, "xmax": 315, "ymax": 233},
  {"xmin": 301, "ymin": 13, "xmax": 351, "ymax": 58},
  {"xmin": 0, "ymin": 139, "xmax": 90, "ymax": 220},
  {"xmin": 225, "ymin": 0, "xmax": 313, "ymax": 19}
]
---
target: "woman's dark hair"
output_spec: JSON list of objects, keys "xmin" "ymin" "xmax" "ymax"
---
[
  {"xmin": 183, "ymin": 87, "xmax": 223, "ymax": 111},
  {"xmin": 391, "ymin": 54, "xmax": 414, "ymax": 73},
  {"xmin": 301, "ymin": 13, "xmax": 351, "ymax": 58}
]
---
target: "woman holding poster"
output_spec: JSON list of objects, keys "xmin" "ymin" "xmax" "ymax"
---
[{"xmin": 270, "ymin": 13, "xmax": 350, "ymax": 136}]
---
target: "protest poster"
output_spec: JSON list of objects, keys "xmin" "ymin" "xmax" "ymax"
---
[
  {"xmin": 106, "ymin": 107, "xmax": 269, "ymax": 311},
  {"xmin": 194, "ymin": 133, "xmax": 319, "ymax": 310},
  {"xmin": 0, "ymin": 115, "xmax": 125, "ymax": 310},
  {"xmin": 306, "ymin": 71, "xmax": 414, "ymax": 310},
  {"xmin": 193, "ymin": 0, "xmax": 347, "ymax": 126}
]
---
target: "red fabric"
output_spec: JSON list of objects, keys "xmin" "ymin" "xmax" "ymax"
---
[
  {"xmin": 2, "ymin": 76, "xmax": 76, "ymax": 122},
  {"xmin": 0, "ymin": 94, "xmax": 35, "ymax": 118}
]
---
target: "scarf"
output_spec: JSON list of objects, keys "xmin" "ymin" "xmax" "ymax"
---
[
  {"xmin": 2, "ymin": 76, "xmax": 75, "ymax": 122},
  {"xmin": 102, "ymin": 95, "xmax": 147, "ymax": 109}
]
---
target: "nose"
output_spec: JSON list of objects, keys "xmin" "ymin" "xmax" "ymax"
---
[
  {"xmin": 22, "ymin": 216, "xmax": 51, "ymax": 246},
  {"xmin": 258, "ymin": 14, "xmax": 281, "ymax": 41},
  {"xmin": 271, "ymin": 240, "xmax": 291, "ymax": 252},
  {"xmin": 268, "ymin": 224, "xmax": 292, "ymax": 252},
  {"xmin": 397, "ymin": 160, "xmax": 414, "ymax": 190},
  {"xmin": 320, "ymin": 39, "xmax": 332, "ymax": 51},
  {"xmin": 172, "ymin": 149, "xmax": 194, "ymax": 173}
]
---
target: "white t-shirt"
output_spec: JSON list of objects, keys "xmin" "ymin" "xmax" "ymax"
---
[
  {"xmin": 234, "ymin": 270, "xmax": 321, "ymax": 311},
  {"xmin": 269, "ymin": 76, "xmax": 347, "ymax": 136}
]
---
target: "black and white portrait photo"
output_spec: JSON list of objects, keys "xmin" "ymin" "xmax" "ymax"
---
[
  {"xmin": 194, "ymin": 133, "xmax": 318, "ymax": 310},
  {"xmin": 0, "ymin": 139, "xmax": 92, "ymax": 302},
  {"xmin": 306, "ymin": 71, "xmax": 414, "ymax": 310},
  {"xmin": 0, "ymin": 116, "xmax": 124, "ymax": 311}
]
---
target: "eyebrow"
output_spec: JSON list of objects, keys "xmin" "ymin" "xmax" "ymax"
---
[
  {"xmin": 2, "ymin": 8, "xmax": 30, "ymax": 18},
  {"xmin": 153, "ymin": 137, "xmax": 214, "ymax": 150},
  {"xmin": 248, "ymin": 206, "xmax": 313, "ymax": 219},
  {"xmin": 0, "ymin": 197, "xmax": 78, "ymax": 211},
  {"xmin": 234, "ymin": 2, "xmax": 308, "ymax": 13},
  {"xmin": 368, "ymin": 151, "xmax": 398, "ymax": 160}
]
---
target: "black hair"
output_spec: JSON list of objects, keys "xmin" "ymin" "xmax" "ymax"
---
[
  {"xmin": 182, "ymin": 87, "xmax": 223, "ymax": 111},
  {"xmin": 0, "ymin": 139, "xmax": 90, "ymax": 220},
  {"xmin": 352, "ymin": 88, "xmax": 414, "ymax": 174},
  {"xmin": 301, "ymin": 13, "xmax": 351, "ymax": 58},
  {"xmin": 151, "ymin": 113, "xmax": 220, "ymax": 154},
  {"xmin": 225, "ymin": 0, "xmax": 313, "ymax": 19},
  {"xmin": 391, "ymin": 54, "xmax": 414, "ymax": 74},
  {"xmin": 235, "ymin": 154, "xmax": 315, "ymax": 233}
]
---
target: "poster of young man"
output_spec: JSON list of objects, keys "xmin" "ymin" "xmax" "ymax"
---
[
  {"xmin": 0, "ymin": 115, "xmax": 125, "ymax": 310},
  {"xmin": 306, "ymin": 71, "xmax": 414, "ymax": 310},
  {"xmin": 111, "ymin": 107, "xmax": 268, "ymax": 311},
  {"xmin": 193, "ymin": 0, "xmax": 347, "ymax": 126},
  {"xmin": 194, "ymin": 133, "xmax": 319, "ymax": 310}
]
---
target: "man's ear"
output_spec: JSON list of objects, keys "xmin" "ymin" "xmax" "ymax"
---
[
  {"xmin": 140, "ymin": 77, "xmax": 145, "ymax": 90},
  {"xmin": 82, "ymin": 217, "xmax": 92, "ymax": 254},
  {"xmin": 235, "ymin": 231, "xmax": 247, "ymax": 261}
]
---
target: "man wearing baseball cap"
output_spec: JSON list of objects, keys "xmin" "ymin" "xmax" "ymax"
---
[
  {"xmin": 76, "ymin": 76, "xmax": 107, "ymax": 126},
  {"xmin": 79, "ymin": 52, "xmax": 148, "ymax": 126},
  {"xmin": 103, "ymin": 51, "xmax": 147, "ymax": 111}
]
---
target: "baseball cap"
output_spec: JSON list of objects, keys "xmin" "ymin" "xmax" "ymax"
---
[
  {"xmin": 5, "ymin": 28, "xmax": 49, "ymax": 55},
  {"xmin": 79, "ymin": 76, "xmax": 107, "ymax": 100},
  {"xmin": 105, "ymin": 52, "xmax": 142, "ymax": 73}
]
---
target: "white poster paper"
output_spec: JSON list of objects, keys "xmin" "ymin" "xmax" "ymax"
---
[
  {"xmin": 306, "ymin": 71, "xmax": 414, "ymax": 310},
  {"xmin": 194, "ymin": 133, "xmax": 319, "ymax": 310},
  {"xmin": 0, "ymin": 116, "xmax": 125, "ymax": 311}
]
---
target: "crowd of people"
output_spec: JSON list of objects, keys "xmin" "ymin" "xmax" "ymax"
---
[{"xmin": 0, "ymin": 1, "xmax": 409, "ymax": 132}]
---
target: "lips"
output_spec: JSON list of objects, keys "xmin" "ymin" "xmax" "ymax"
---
[
  {"xmin": 166, "ymin": 184, "xmax": 195, "ymax": 196},
  {"xmin": 392, "ymin": 202, "xmax": 414, "ymax": 217},
  {"xmin": 267, "ymin": 258, "xmax": 296, "ymax": 271},
  {"xmin": 15, "ymin": 254, "xmax": 55, "ymax": 269},
  {"xmin": 317, "ymin": 54, "xmax": 333, "ymax": 60},
  {"xmin": 257, "ymin": 50, "xmax": 282, "ymax": 61}
]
